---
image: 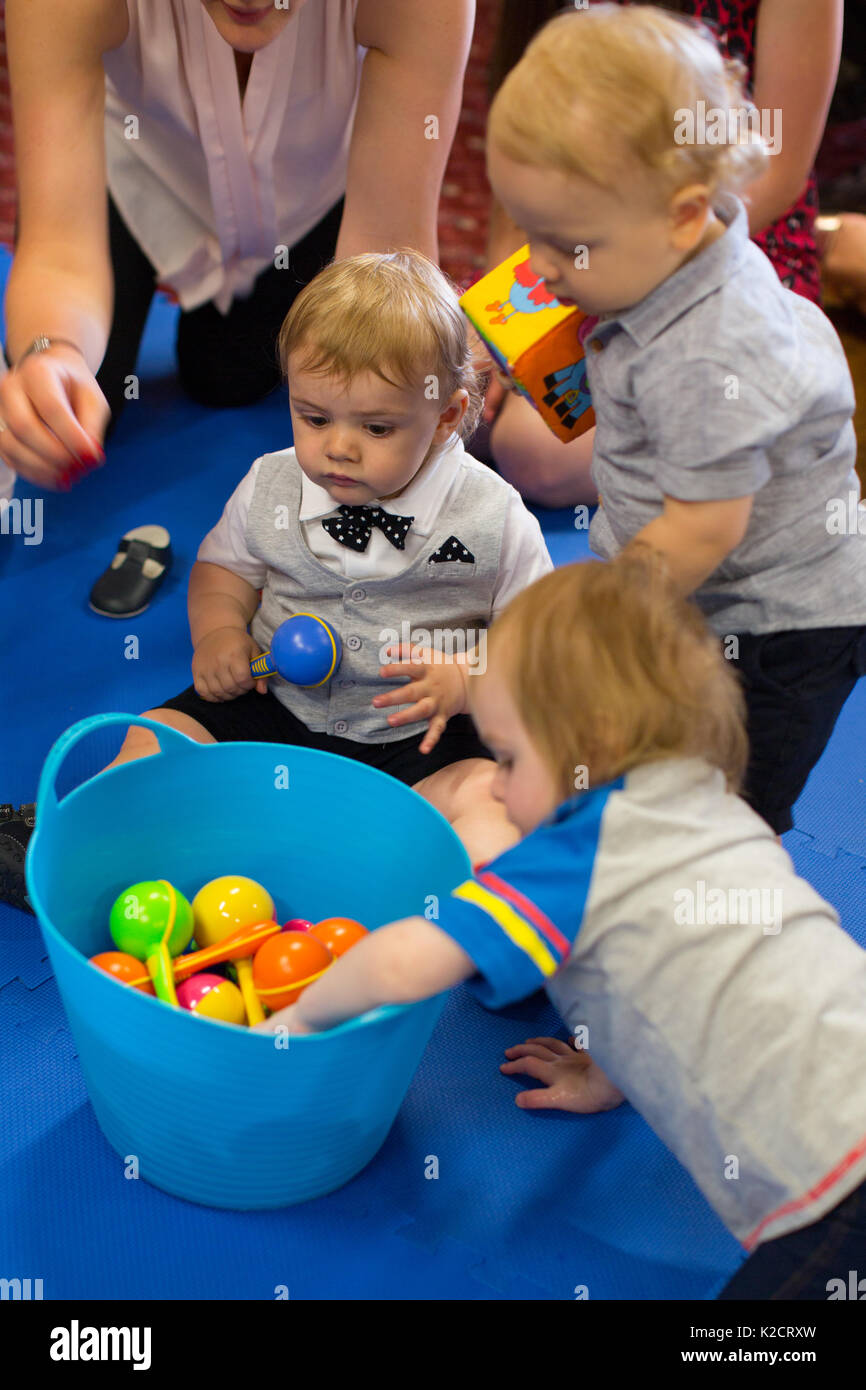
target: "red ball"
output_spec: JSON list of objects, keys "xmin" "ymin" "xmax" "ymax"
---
[{"xmin": 282, "ymin": 918, "xmax": 312, "ymax": 933}]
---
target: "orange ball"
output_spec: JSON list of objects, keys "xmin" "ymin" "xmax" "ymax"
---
[
  {"xmin": 252, "ymin": 930, "xmax": 333, "ymax": 1011},
  {"xmin": 91, "ymin": 951, "xmax": 155, "ymax": 995},
  {"xmin": 310, "ymin": 917, "xmax": 368, "ymax": 958}
]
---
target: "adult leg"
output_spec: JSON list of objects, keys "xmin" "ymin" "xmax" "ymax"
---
[
  {"xmin": 413, "ymin": 758, "xmax": 519, "ymax": 866},
  {"xmin": 488, "ymin": 393, "xmax": 598, "ymax": 508},
  {"xmin": 95, "ymin": 195, "xmax": 159, "ymax": 435},
  {"xmin": 175, "ymin": 196, "xmax": 345, "ymax": 408}
]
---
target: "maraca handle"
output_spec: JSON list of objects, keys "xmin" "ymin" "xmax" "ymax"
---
[
  {"xmin": 236, "ymin": 958, "xmax": 266, "ymax": 1025},
  {"xmin": 250, "ymin": 651, "xmax": 277, "ymax": 678},
  {"xmin": 148, "ymin": 942, "xmax": 180, "ymax": 1007}
]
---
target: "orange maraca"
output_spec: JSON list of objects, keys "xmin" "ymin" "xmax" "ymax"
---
[
  {"xmin": 309, "ymin": 917, "xmax": 368, "ymax": 958},
  {"xmin": 252, "ymin": 931, "xmax": 333, "ymax": 1012},
  {"xmin": 97, "ymin": 919, "xmax": 283, "ymax": 992},
  {"xmin": 91, "ymin": 951, "xmax": 156, "ymax": 995}
]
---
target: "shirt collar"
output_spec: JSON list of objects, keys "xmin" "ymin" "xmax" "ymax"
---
[
  {"xmin": 298, "ymin": 432, "xmax": 465, "ymax": 537},
  {"xmin": 586, "ymin": 193, "xmax": 748, "ymax": 350}
]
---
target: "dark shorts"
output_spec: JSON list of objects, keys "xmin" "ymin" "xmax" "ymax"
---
[
  {"xmin": 718, "ymin": 1174, "xmax": 866, "ymax": 1300},
  {"xmin": 157, "ymin": 685, "xmax": 494, "ymax": 788},
  {"xmin": 730, "ymin": 625, "xmax": 866, "ymax": 835}
]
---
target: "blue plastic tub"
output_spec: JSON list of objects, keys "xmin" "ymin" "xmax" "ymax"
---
[{"xmin": 26, "ymin": 713, "xmax": 470, "ymax": 1209}]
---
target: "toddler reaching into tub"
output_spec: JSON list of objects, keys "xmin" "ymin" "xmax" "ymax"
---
[{"xmin": 256, "ymin": 553, "xmax": 866, "ymax": 1301}]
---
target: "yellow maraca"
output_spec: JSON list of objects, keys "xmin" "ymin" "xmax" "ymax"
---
[{"xmin": 191, "ymin": 876, "xmax": 275, "ymax": 1025}]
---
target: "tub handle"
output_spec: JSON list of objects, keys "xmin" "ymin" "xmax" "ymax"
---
[{"xmin": 36, "ymin": 712, "xmax": 201, "ymax": 817}]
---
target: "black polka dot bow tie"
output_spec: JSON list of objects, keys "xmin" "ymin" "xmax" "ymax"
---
[{"xmin": 322, "ymin": 504, "xmax": 415, "ymax": 552}]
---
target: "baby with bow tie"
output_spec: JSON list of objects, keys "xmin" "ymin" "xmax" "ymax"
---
[{"xmin": 102, "ymin": 250, "xmax": 552, "ymax": 864}]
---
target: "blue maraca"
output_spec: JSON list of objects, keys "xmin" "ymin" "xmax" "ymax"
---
[{"xmin": 250, "ymin": 614, "xmax": 342, "ymax": 688}]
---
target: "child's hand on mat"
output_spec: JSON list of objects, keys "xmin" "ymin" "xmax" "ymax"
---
[
  {"xmin": 192, "ymin": 627, "xmax": 269, "ymax": 702},
  {"xmin": 373, "ymin": 644, "xmax": 469, "ymax": 753},
  {"xmin": 501, "ymin": 1037, "xmax": 626, "ymax": 1114}
]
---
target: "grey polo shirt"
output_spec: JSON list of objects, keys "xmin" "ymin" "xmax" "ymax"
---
[{"xmin": 586, "ymin": 194, "xmax": 866, "ymax": 635}]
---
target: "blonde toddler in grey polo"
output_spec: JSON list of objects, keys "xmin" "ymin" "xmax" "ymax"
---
[{"xmin": 587, "ymin": 194, "xmax": 866, "ymax": 636}]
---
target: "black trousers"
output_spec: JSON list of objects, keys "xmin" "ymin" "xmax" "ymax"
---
[
  {"xmin": 4, "ymin": 193, "xmax": 345, "ymax": 431},
  {"xmin": 731, "ymin": 625, "xmax": 866, "ymax": 835},
  {"xmin": 98, "ymin": 193, "xmax": 345, "ymax": 431}
]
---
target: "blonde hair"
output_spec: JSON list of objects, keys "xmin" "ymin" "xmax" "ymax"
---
[
  {"xmin": 277, "ymin": 249, "xmax": 484, "ymax": 440},
  {"xmin": 487, "ymin": 549, "xmax": 749, "ymax": 803},
  {"xmin": 488, "ymin": 2, "xmax": 768, "ymax": 204}
]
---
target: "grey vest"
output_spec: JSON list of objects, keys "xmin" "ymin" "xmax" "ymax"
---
[{"xmin": 246, "ymin": 454, "xmax": 509, "ymax": 741}]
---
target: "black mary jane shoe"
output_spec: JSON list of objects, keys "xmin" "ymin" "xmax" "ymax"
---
[{"xmin": 89, "ymin": 525, "xmax": 172, "ymax": 618}]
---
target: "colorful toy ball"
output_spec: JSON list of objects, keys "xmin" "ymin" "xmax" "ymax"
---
[
  {"xmin": 249, "ymin": 614, "xmax": 342, "ymax": 688},
  {"xmin": 283, "ymin": 918, "xmax": 312, "ymax": 933},
  {"xmin": 176, "ymin": 973, "xmax": 246, "ymax": 1026},
  {"xmin": 109, "ymin": 880, "xmax": 195, "ymax": 1005},
  {"xmin": 90, "ymin": 951, "xmax": 156, "ymax": 995},
  {"xmin": 252, "ymin": 931, "xmax": 333, "ymax": 1012},
  {"xmin": 310, "ymin": 918, "xmax": 368, "ymax": 958},
  {"xmin": 192, "ymin": 876, "xmax": 276, "ymax": 1025},
  {"xmin": 192, "ymin": 876, "xmax": 275, "ymax": 946}
]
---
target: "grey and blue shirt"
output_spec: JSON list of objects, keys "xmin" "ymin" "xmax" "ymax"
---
[{"xmin": 435, "ymin": 755, "xmax": 866, "ymax": 1249}]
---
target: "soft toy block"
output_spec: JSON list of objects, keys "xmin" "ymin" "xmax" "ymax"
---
[{"xmin": 460, "ymin": 245, "xmax": 595, "ymax": 443}]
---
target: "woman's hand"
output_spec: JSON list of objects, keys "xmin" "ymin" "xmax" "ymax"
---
[
  {"xmin": 373, "ymin": 644, "xmax": 469, "ymax": 753},
  {"xmin": 0, "ymin": 344, "xmax": 109, "ymax": 489},
  {"xmin": 192, "ymin": 628, "xmax": 269, "ymax": 703},
  {"xmin": 501, "ymin": 1036, "xmax": 626, "ymax": 1113}
]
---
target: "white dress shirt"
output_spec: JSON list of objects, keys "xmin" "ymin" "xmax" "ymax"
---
[{"xmin": 197, "ymin": 433, "xmax": 553, "ymax": 615}]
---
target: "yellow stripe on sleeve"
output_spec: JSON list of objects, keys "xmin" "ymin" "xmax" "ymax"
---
[{"xmin": 452, "ymin": 880, "xmax": 558, "ymax": 977}]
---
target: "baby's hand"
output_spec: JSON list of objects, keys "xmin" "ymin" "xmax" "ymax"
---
[
  {"xmin": 192, "ymin": 627, "xmax": 269, "ymax": 702},
  {"xmin": 252, "ymin": 1004, "xmax": 319, "ymax": 1037},
  {"xmin": 372, "ymin": 644, "xmax": 468, "ymax": 754},
  {"xmin": 501, "ymin": 1036, "xmax": 626, "ymax": 1113}
]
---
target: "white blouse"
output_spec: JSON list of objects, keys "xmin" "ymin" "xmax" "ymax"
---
[{"xmin": 102, "ymin": 0, "xmax": 364, "ymax": 313}]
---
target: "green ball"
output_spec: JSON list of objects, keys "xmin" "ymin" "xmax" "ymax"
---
[{"xmin": 110, "ymin": 880, "xmax": 194, "ymax": 959}]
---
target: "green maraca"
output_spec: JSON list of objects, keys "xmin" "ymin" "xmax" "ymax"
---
[{"xmin": 109, "ymin": 880, "xmax": 195, "ymax": 1007}]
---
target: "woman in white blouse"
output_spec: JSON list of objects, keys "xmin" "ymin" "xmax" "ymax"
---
[{"xmin": 0, "ymin": 0, "xmax": 474, "ymax": 494}]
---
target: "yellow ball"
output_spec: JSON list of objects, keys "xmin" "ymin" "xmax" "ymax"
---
[
  {"xmin": 193, "ymin": 978, "xmax": 246, "ymax": 1026},
  {"xmin": 192, "ymin": 875, "xmax": 275, "ymax": 949}
]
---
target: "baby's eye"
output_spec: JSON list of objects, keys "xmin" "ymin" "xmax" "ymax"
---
[
  {"xmin": 302, "ymin": 414, "xmax": 328, "ymax": 428},
  {"xmin": 366, "ymin": 424, "xmax": 393, "ymax": 437}
]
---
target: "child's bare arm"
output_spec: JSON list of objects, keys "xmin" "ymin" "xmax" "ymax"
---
[
  {"xmin": 188, "ymin": 560, "xmax": 261, "ymax": 646},
  {"xmin": 188, "ymin": 561, "xmax": 269, "ymax": 700},
  {"xmin": 254, "ymin": 916, "xmax": 477, "ymax": 1035},
  {"xmin": 623, "ymin": 493, "xmax": 754, "ymax": 597}
]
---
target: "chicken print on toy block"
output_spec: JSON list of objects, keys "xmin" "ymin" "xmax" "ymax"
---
[{"xmin": 460, "ymin": 245, "xmax": 595, "ymax": 443}]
